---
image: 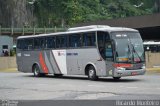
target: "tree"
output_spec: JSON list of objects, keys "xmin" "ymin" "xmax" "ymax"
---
[{"xmin": 30, "ymin": 0, "xmax": 156, "ymax": 27}]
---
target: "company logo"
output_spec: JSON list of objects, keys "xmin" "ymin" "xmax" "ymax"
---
[
  {"xmin": 67, "ymin": 53, "xmax": 78, "ymax": 56},
  {"xmin": 57, "ymin": 51, "xmax": 65, "ymax": 56}
]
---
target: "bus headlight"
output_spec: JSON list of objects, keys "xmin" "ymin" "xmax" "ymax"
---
[{"xmin": 116, "ymin": 67, "xmax": 125, "ymax": 71}]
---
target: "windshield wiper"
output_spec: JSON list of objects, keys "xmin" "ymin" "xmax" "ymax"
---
[
  {"xmin": 130, "ymin": 43, "xmax": 142, "ymax": 63},
  {"xmin": 127, "ymin": 44, "xmax": 132, "ymax": 63}
]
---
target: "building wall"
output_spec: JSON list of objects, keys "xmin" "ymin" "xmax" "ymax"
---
[
  {"xmin": 145, "ymin": 51, "xmax": 160, "ymax": 68},
  {"xmin": 0, "ymin": 36, "xmax": 13, "ymax": 56},
  {"xmin": 0, "ymin": 57, "xmax": 17, "ymax": 69}
]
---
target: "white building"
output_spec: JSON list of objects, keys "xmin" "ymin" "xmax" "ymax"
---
[{"xmin": 0, "ymin": 36, "xmax": 13, "ymax": 56}]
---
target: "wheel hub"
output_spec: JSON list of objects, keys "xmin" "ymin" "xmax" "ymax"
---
[{"xmin": 89, "ymin": 69, "xmax": 94, "ymax": 78}]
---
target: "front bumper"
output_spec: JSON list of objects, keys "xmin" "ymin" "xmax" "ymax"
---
[{"xmin": 113, "ymin": 68, "xmax": 146, "ymax": 77}]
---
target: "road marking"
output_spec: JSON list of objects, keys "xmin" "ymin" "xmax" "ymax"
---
[
  {"xmin": 75, "ymin": 93, "xmax": 116, "ymax": 99},
  {"xmin": 88, "ymin": 85, "xmax": 97, "ymax": 87},
  {"xmin": 88, "ymin": 85, "xmax": 104, "ymax": 88},
  {"xmin": 88, "ymin": 85, "xmax": 100, "ymax": 87},
  {"xmin": 119, "ymin": 86, "xmax": 124, "ymax": 87},
  {"xmin": 126, "ymin": 86, "xmax": 138, "ymax": 89}
]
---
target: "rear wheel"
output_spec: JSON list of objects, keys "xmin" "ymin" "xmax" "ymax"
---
[
  {"xmin": 88, "ymin": 66, "xmax": 98, "ymax": 81},
  {"xmin": 33, "ymin": 65, "xmax": 45, "ymax": 77}
]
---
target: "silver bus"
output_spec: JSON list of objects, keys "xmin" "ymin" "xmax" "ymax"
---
[{"xmin": 16, "ymin": 25, "xmax": 145, "ymax": 80}]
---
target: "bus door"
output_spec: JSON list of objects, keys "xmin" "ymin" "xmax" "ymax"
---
[{"xmin": 105, "ymin": 41, "xmax": 114, "ymax": 75}]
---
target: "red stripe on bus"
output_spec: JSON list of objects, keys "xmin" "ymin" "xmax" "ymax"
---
[
  {"xmin": 113, "ymin": 63, "xmax": 132, "ymax": 68},
  {"xmin": 39, "ymin": 52, "xmax": 49, "ymax": 73}
]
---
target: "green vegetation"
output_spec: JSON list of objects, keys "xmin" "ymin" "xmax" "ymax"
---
[{"xmin": 28, "ymin": 0, "xmax": 159, "ymax": 27}]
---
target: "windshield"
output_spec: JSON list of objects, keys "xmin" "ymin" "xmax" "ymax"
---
[{"xmin": 111, "ymin": 31, "xmax": 145, "ymax": 63}]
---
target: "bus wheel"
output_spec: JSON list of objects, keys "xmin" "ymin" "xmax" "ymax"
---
[
  {"xmin": 113, "ymin": 77, "xmax": 121, "ymax": 80},
  {"xmin": 54, "ymin": 74, "xmax": 63, "ymax": 77},
  {"xmin": 33, "ymin": 65, "xmax": 45, "ymax": 77},
  {"xmin": 88, "ymin": 66, "xmax": 98, "ymax": 81}
]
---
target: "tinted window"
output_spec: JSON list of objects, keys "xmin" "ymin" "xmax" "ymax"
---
[
  {"xmin": 69, "ymin": 34, "xmax": 81, "ymax": 47},
  {"xmin": 34, "ymin": 37, "xmax": 46, "ymax": 49},
  {"xmin": 83, "ymin": 32, "xmax": 96, "ymax": 47},
  {"xmin": 17, "ymin": 39, "xmax": 24, "ymax": 49},
  {"xmin": 46, "ymin": 36, "xmax": 55, "ymax": 48},
  {"xmin": 2, "ymin": 45, "xmax": 8, "ymax": 49},
  {"xmin": 56, "ymin": 35, "xmax": 67, "ymax": 48},
  {"xmin": 23, "ymin": 38, "xmax": 34, "ymax": 50},
  {"xmin": 97, "ymin": 31, "xmax": 110, "ymax": 47},
  {"xmin": 97, "ymin": 31, "xmax": 110, "ymax": 59}
]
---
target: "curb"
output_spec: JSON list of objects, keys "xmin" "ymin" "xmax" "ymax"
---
[
  {"xmin": 146, "ymin": 68, "xmax": 160, "ymax": 74},
  {"xmin": 0, "ymin": 68, "xmax": 18, "ymax": 73}
]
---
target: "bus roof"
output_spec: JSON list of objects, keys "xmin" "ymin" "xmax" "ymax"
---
[{"xmin": 17, "ymin": 25, "xmax": 138, "ymax": 39}]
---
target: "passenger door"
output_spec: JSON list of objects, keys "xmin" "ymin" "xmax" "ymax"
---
[{"xmin": 105, "ymin": 41, "xmax": 114, "ymax": 75}]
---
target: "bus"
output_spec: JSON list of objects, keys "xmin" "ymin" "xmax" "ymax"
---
[
  {"xmin": 143, "ymin": 41, "xmax": 160, "ymax": 52},
  {"xmin": 16, "ymin": 25, "xmax": 145, "ymax": 80}
]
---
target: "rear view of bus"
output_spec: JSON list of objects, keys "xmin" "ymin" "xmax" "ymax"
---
[{"xmin": 16, "ymin": 25, "xmax": 145, "ymax": 80}]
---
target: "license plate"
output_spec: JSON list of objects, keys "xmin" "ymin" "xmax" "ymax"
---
[{"xmin": 131, "ymin": 72, "xmax": 138, "ymax": 76}]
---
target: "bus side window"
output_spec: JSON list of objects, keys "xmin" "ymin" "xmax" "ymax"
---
[
  {"xmin": 34, "ymin": 38, "xmax": 40, "ymax": 49},
  {"xmin": 46, "ymin": 36, "xmax": 55, "ymax": 48},
  {"xmin": 28, "ymin": 39, "xmax": 34, "ymax": 50},
  {"xmin": 69, "ymin": 34, "xmax": 81, "ymax": 48},
  {"xmin": 24, "ymin": 38, "xmax": 34, "ymax": 50},
  {"xmin": 34, "ymin": 37, "xmax": 46, "ymax": 49},
  {"xmin": 83, "ymin": 32, "xmax": 96, "ymax": 47},
  {"xmin": 17, "ymin": 39, "xmax": 24, "ymax": 50},
  {"xmin": 39, "ymin": 37, "xmax": 46, "ymax": 49},
  {"xmin": 56, "ymin": 35, "xmax": 67, "ymax": 48}
]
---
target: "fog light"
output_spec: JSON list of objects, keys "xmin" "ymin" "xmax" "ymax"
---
[
  {"xmin": 142, "ymin": 64, "xmax": 145, "ymax": 69},
  {"xmin": 116, "ymin": 67, "xmax": 125, "ymax": 71}
]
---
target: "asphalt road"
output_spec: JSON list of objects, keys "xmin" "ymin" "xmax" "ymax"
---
[{"xmin": 0, "ymin": 72, "xmax": 160, "ymax": 100}]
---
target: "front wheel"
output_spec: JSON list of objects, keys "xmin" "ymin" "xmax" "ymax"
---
[
  {"xmin": 33, "ymin": 65, "xmax": 45, "ymax": 77},
  {"xmin": 88, "ymin": 66, "xmax": 98, "ymax": 81}
]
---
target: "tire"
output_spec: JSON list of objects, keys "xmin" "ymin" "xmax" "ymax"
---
[
  {"xmin": 88, "ymin": 66, "xmax": 98, "ymax": 81},
  {"xmin": 33, "ymin": 65, "xmax": 45, "ymax": 77},
  {"xmin": 113, "ymin": 77, "xmax": 121, "ymax": 80},
  {"xmin": 54, "ymin": 74, "xmax": 63, "ymax": 77}
]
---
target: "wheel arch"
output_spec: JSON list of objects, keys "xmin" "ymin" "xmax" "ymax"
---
[{"xmin": 84, "ymin": 62, "xmax": 97, "ymax": 75}]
